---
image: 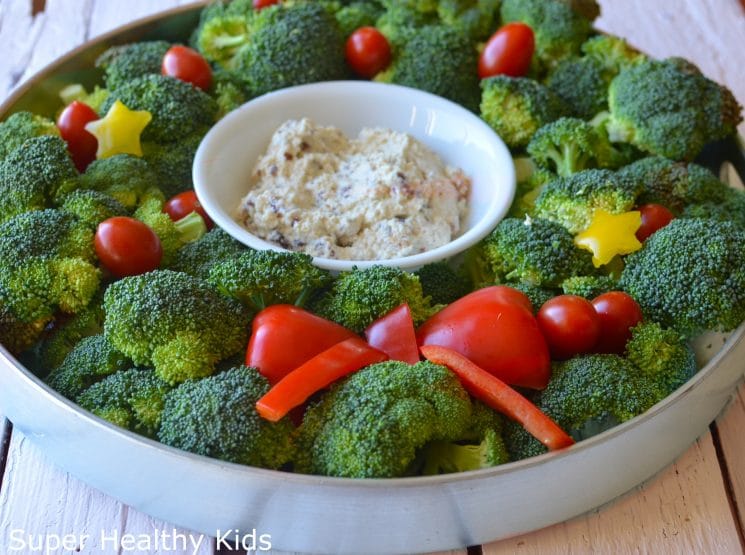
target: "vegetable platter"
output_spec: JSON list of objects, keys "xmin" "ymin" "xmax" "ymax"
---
[{"xmin": 1, "ymin": 1, "xmax": 745, "ymax": 554}]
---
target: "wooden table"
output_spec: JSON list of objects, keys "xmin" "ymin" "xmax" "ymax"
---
[{"xmin": 1, "ymin": 1, "xmax": 744, "ymax": 553}]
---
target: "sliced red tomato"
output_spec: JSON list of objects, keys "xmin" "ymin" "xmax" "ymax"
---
[
  {"xmin": 416, "ymin": 286, "xmax": 551, "ymax": 389},
  {"xmin": 537, "ymin": 295, "xmax": 600, "ymax": 360},
  {"xmin": 256, "ymin": 337, "xmax": 388, "ymax": 422},
  {"xmin": 162, "ymin": 45, "xmax": 213, "ymax": 90},
  {"xmin": 591, "ymin": 291, "xmax": 644, "ymax": 354},
  {"xmin": 56, "ymin": 101, "xmax": 99, "ymax": 172},
  {"xmin": 247, "ymin": 305, "xmax": 358, "ymax": 384},
  {"xmin": 365, "ymin": 303, "xmax": 419, "ymax": 364},
  {"xmin": 163, "ymin": 190, "xmax": 213, "ymax": 230},
  {"xmin": 478, "ymin": 22, "xmax": 535, "ymax": 79},
  {"xmin": 345, "ymin": 27, "xmax": 392, "ymax": 79},
  {"xmin": 94, "ymin": 217, "xmax": 162, "ymax": 278}
]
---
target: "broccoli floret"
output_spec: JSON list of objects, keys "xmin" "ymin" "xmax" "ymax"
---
[
  {"xmin": 211, "ymin": 69, "xmax": 249, "ymax": 118},
  {"xmin": 0, "ymin": 209, "xmax": 99, "ymax": 326},
  {"xmin": 158, "ymin": 366, "xmax": 294, "ymax": 469},
  {"xmin": 101, "ymin": 75, "xmax": 217, "ymax": 144},
  {"xmin": 141, "ymin": 130, "xmax": 207, "ymax": 198},
  {"xmin": 234, "ymin": 3, "xmax": 348, "ymax": 97},
  {"xmin": 436, "ymin": 0, "xmax": 501, "ymax": 42},
  {"xmin": 561, "ymin": 275, "xmax": 616, "ymax": 299},
  {"xmin": 606, "ymin": 58, "xmax": 743, "ymax": 160},
  {"xmin": 504, "ymin": 418, "xmax": 548, "ymax": 461},
  {"xmin": 378, "ymin": 25, "xmax": 480, "ymax": 112},
  {"xmin": 296, "ymin": 360, "xmax": 472, "ymax": 477},
  {"xmin": 335, "ymin": 2, "xmax": 384, "ymax": 37},
  {"xmin": 580, "ymin": 35, "xmax": 645, "ymax": 81},
  {"xmin": 617, "ymin": 156, "xmax": 731, "ymax": 215},
  {"xmin": 375, "ymin": 4, "xmax": 436, "ymax": 49},
  {"xmin": 169, "ymin": 228, "xmax": 246, "ymax": 280},
  {"xmin": 625, "ymin": 322, "xmax": 697, "ymax": 397},
  {"xmin": 60, "ymin": 190, "xmax": 129, "ymax": 229},
  {"xmin": 682, "ymin": 189, "xmax": 745, "ymax": 230},
  {"xmin": 96, "ymin": 41, "xmax": 172, "ymax": 90},
  {"xmin": 511, "ymin": 282, "xmax": 557, "ymax": 313},
  {"xmin": 546, "ymin": 58, "xmax": 608, "ymax": 120},
  {"xmin": 476, "ymin": 217, "xmax": 596, "ymax": 288},
  {"xmin": 0, "ymin": 136, "xmax": 78, "ymax": 222},
  {"xmin": 45, "ymin": 335, "xmax": 131, "ymax": 400},
  {"xmin": 76, "ymin": 154, "xmax": 160, "ymax": 210},
  {"xmin": 208, "ymin": 250, "xmax": 332, "ymax": 311},
  {"xmin": 500, "ymin": 0, "xmax": 592, "ymax": 71},
  {"xmin": 540, "ymin": 354, "xmax": 659, "ymax": 441},
  {"xmin": 312, "ymin": 265, "xmax": 433, "ymax": 332},
  {"xmin": 480, "ymin": 76, "xmax": 567, "ymax": 149},
  {"xmin": 555, "ymin": 0, "xmax": 600, "ymax": 20},
  {"xmin": 0, "ymin": 111, "xmax": 60, "ymax": 162},
  {"xmin": 527, "ymin": 117, "xmax": 630, "ymax": 177},
  {"xmin": 192, "ymin": 3, "xmax": 255, "ymax": 69},
  {"xmin": 0, "ymin": 305, "xmax": 51, "ymax": 356},
  {"xmin": 103, "ymin": 270, "xmax": 250, "ymax": 384},
  {"xmin": 533, "ymin": 169, "xmax": 642, "ymax": 233},
  {"xmin": 414, "ymin": 262, "xmax": 471, "ymax": 305},
  {"xmin": 508, "ymin": 158, "xmax": 556, "ymax": 219},
  {"xmin": 619, "ymin": 218, "xmax": 745, "ymax": 337},
  {"xmin": 76, "ymin": 367, "xmax": 172, "ymax": 437}
]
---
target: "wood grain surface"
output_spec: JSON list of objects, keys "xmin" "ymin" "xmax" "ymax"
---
[{"xmin": 0, "ymin": 1, "xmax": 744, "ymax": 554}]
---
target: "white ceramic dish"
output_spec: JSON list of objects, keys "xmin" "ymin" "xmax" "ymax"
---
[{"xmin": 193, "ymin": 81, "xmax": 515, "ymax": 272}]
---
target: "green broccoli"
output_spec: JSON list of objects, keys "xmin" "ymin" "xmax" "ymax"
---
[
  {"xmin": 480, "ymin": 76, "xmax": 567, "ymax": 149},
  {"xmin": 169, "ymin": 228, "xmax": 246, "ymax": 280},
  {"xmin": 103, "ymin": 270, "xmax": 250, "ymax": 384},
  {"xmin": 60, "ymin": 84, "xmax": 110, "ymax": 115},
  {"xmin": 580, "ymin": 35, "xmax": 645, "ymax": 81},
  {"xmin": 504, "ymin": 418, "xmax": 549, "ymax": 461},
  {"xmin": 617, "ymin": 156, "xmax": 731, "ymax": 214},
  {"xmin": 208, "ymin": 249, "xmax": 332, "ymax": 311},
  {"xmin": 76, "ymin": 367, "xmax": 172, "ymax": 437},
  {"xmin": 0, "ymin": 136, "xmax": 78, "ymax": 222},
  {"xmin": 60, "ymin": 189, "xmax": 129, "ymax": 229},
  {"xmin": 100, "ymin": 75, "xmax": 217, "ymax": 144},
  {"xmin": 436, "ymin": 0, "xmax": 501, "ymax": 42},
  {"xmin": 234, "ymin": 3, "xmax": 348, "ymax": 97},
  {"xmin": 312, "ymin": 265, "xmax": 433, "ymax": 332},
  {"xmin": 561, "ymin": 275, "xmax": 616, "ymax": 299},
  {"xmin": 605, "ymin": 58, "xmax": 743, "ymax": 160},
  {"xmin": 682, "ymin": 189, "xmax": 745, "ymax": 230},
  {"xmin": 211, "ymin": 69, "xmax": 249, "ymax": 118},
  {"xmin": 96, "ymin": 41, "xmax": 172, "ymax": 90},
  {"xmin": 619, "ymin": 218, "xmax": 745, "ymax": 337},
  {"xmin": 555, "ymin": 0, "xmax": 600, "ymax": 20},
  {"xmin": 625, "ymin": 322, "xmax": 697, "ymax": 397},
  {"xmin": 507, "ymin": 158, "xmax": 556, "ymax": 219},
  {"xmin": 473, "ymin": 217, "xmax": 596, "ymax": 288},
  {"xmin": 0, "ymin": 305, "xmax": 51, "ymax": 356},
  {"xmin": 375, "ymin": 4, "xmax": 437, "ymax": 50},
  {"xmin": 296, "ymin": 360, "xmax": 473, "ymax": 477},
  {"xmin": 500, "ymin": 0, "xmax": 593, "ymax": 71},
  {"xmin": 191, "ymin": 0, "xmax": 256, "ymax": 69},
  {"xmin": 158, "ymin": 366, "xmax": 294, "ymax": 469},
  {"xmin": 378, "ymin": 25, "xmax": 480, "ymax": 112},
  {"xmin": 533, "ymin": 169, "xmax": 642, "ymax": 233},
  {"xmin": 0, "ymin": 111, "xmax": 60, "ymax": 162},
  {"xmin": 414, "ymin": 262, "xmax": 471, "ymax": 305},
  {"xmin": 76, "ymin": 154, "xmax": 160, "ymax": 210},
  {"xmin": 335, "ymin": 2, "xmax": 384, "ymax": 37},
  {"xmin": 141, "ymin": 130, "xmax": 207, "ymax": 198},
  {"xmin": 511, "ymin": 282, "xmax": 557, "ymax": 313},
  {"xmin": 45, "ymin": 335, "xmax": 131, "ymax": 400},
  {"xmin": 546, "ymin": 58, "xmax": 608, "ymax": 120}
]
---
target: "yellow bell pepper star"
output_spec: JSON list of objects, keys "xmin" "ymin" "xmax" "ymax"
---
[
  {"xmin": 574, "ymin": 209, "xmax": 643, "ymax": 267},
  {"xmin": 85, "ymin": 100, "xmax": 152, "ymax": 159}
]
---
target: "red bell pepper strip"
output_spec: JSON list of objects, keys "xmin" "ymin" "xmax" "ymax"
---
[
  {"xmin": 247, "ymin": 305, "xmax": 358, "ymax": 385},
  {"xmin": 365, "ymin": 303, "xmax": 420, "ymax": 364},
  {"xmin": 256, "ymin": 337, "xmax": 388, "ymax": 422},
  {"xmin": 420, "ymin": 344, "xmax": 574, "ymax": 451}
]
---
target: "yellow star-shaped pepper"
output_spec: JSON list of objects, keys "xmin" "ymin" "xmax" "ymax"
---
[
  {"xmin": 574, "ymin": 209, "xmax": 643, "ymax": 267},
  {"xmin": 84, "ymin": 100, "xmax": 152, "ymax": 159}
]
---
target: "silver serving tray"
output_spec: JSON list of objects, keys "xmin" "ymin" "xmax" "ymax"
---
[{"xmin": 1, "ymin": 5, "xmax": 744, "ymax": 553}]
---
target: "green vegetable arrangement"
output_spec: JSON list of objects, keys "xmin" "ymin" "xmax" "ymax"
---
[{"xmin": 1, "ymin": 0, "xmax": 743, "ymax": 479}]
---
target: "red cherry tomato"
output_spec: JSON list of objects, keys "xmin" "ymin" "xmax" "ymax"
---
[
  {"xmin": 56, "ymin": 101, "xmax": 99, "ymax": 172},
  {"xmin": 365, "ymin": 304, "xmax": 420, "ymax": 364},
  {"xmin": 417, "ymin": 286, "xmax": 551, "ymax": 389},
  {"xmin": 537, "ymin": 295, "xmax": 600, "ymax": 360},
  {"xmin": 94, "ymin": 217, "xmax": 162, "ymax": 278},
  {"xmin": 591, "ymin": 291, "xmax": 644, "ymax": 354},
  {"xmin": 478, "ymin": 22, "xmax": 535, "ymax": 79},
  {"xmin": 636, "ymin": 203, "xmax": 674, "ymax": 242},
  {"xmin": 161, "ymin": 45, "xmax": 213, "ymax": 91},
  {"xmin": 253, "ymin": 0, "xmax": 279, "ymax": 9},
  {"xmin": 163, "ymin": 190, "xmax": 213, "ymax": 230},
  {"xmin": 345, "ymin": 27, "xmax": 392, "ymax": 79}
]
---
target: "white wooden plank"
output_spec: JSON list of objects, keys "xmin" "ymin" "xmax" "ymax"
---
[
  {"xmin": 482, "ymin": 434, "xmax": 742, "ymax": 554},
  {"xmin": 88, "ymin": 0, "xmax": 188, "ymax": 37},
  {"xmin": 715, "ymin": 383, "xmax": 745, "ymax": 535},
  {"xmin": 0, "ymin": 0, "xmax": 45, "ymax": 96}
]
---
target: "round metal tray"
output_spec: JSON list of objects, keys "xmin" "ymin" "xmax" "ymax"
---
[{"xmin": 1, "ymin": 5, "xmax": 744, "ymax": 553}]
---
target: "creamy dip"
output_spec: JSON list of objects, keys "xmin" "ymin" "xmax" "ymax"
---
[{"xmin": 236, "ymin": 118, "xmax": 470, "ymax": 260}]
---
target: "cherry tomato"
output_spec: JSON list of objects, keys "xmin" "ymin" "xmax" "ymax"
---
[
  {"xmin": 161, "ymin": 45, "xmax": 213, "ymax": 91},
  {"xmin": 591, "ymin": 291, "xmax": 644, "ymax": 354},
  {"xmin": 365, "ymin": 304, "xmax": 420, "ymax": 364},
  {"xmin": 345, "ymin": 27, "xmax": 392, "ymax": 79},
  {"xmin": 163, "ymin": 190, "xmax": 213, "ymax": 230},
  {"xmin": 417, "ymin": 286, "xmax": 551, "ymax": 389},
  {"xmin": 478, "ymin": 22, "xmax": 535, "ymax": 79},
  {"xmin": 636, "ymin": 203, "xmax": 674, "ymax": 242},
  {"xmin": 253, "ymin": 0, "xmax": 279, "ymax": 8},
  {"xmin": 537, "ymin": 295, "xmax": 600, "ymax": 360},
  {"xmin": 95, "ymin": 217, "xmax": 162, "ymax": 278},
  {"xmin": 56, "ymin": 101, "xmax": 99, "ymax": 172}
]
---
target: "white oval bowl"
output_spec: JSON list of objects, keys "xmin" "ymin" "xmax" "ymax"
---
[{"xmin": 193, "ymin": 80, "xmax": 515, "ymax": 272}]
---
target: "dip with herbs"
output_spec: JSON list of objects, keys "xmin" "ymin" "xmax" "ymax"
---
[{"xmin": 236, "ymin": 118, "xmax": 470, "ymax": 260}]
